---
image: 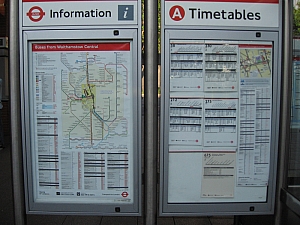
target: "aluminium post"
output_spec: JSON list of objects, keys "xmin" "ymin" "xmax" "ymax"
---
[
  {"xmin": 274, "ymin": 0, "xmax": 293, "ymax": 224},
  {"xmin": 144, "ymin": 0, "xmax": 158, "ymax": 224},
  {"xmin": 9, "ymin": 0, "xmax": 26, "ymax": 224}
]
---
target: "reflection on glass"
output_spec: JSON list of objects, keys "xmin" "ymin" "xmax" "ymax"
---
[{"xmin": 288, "ymin": 37, "xmax": 300, "ymax": 200}]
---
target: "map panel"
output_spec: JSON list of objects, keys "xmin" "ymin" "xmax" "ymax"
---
[
  {"xmin": 238, "ymin": 44, "xmax": 272, "ymax": 187},
  {"xmin": 31, "ymin": 42, "xmax": 134, "ymax": 203},
  {"xmin": 240, "ymin": 46, "xmax": 272, "ymax": 78}
]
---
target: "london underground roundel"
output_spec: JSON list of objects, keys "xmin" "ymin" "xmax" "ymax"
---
[
  {"xmin": 169, "ymin": 5, "xmax": 185, "ymax": 21},
  {"xmin": 26, "ymin": 6, "xmax": 45, "ymax": 22}
]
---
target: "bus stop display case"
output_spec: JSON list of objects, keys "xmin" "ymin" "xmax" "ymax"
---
[
  {"xmin": 160, "ymin": 30, "xmax": 281, "ymax": 216},
  {"xmin": 21, "ymin": 29, "xmax": 141, "ymax": 215}
]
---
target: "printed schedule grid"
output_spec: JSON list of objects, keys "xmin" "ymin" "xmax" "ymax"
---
[{"xmin": 167, "ymin": 40, "xmax": 273, "ymax": 188}]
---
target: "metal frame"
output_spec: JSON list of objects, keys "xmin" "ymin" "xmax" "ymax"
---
[
  {"xmin": 144, "ymin": 0, "xmax": 158, "ymax": 224},
  {"xmin": 160, "ymin": 0, "xmax": 283, "ymax": 217},
  {"xmin": 160, "ymin": 28, "xmax": 281, "ymax": 216},
  {"xmin": 15, "ymin": 0, "xmax": 142, "ymax": 217},
  {"xmin": 20, "ymin": 29, "xmax": 141, "ymax": 215},
  {"xmin": 275, "ymin": 1, "xmax": 300, "ymax": 224},
  {"xmin": 10, "ymin": 0, "xmax": 26, "ymax": 223},
  {"xmin": 281, "ymin": 189, "xmax": 300, "ymax": 218}
]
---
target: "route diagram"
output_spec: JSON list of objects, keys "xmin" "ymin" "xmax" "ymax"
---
[
  {"xmin": 61, "ymin": 51, "xmax": 129, "ymax": 149},
  {"xmin": 240, "ymin": 48, "xmax": 272, "ymax": 78}
]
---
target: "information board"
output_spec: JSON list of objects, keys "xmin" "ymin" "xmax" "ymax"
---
[
  {"xmin": 160, "ymin": 30, "xmax": 280, "ymax": 215},
  {"xmin": 21, "ymin": 29, "xmax": 141, "ymax": 215},
  {"xmin": 30, "ymin": 42, "xmax": 134, "ymax": 203},
  {"xmin": 19, "ymin": 0, "xmax": 141, "ymax": 215}
]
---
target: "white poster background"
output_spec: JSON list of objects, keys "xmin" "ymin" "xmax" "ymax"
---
[
  {"xmin": 168, "ymin": 152, "xmax": 267, "ymax": 203},
  {"xmin": 23, "ymin": 1, "xmax": 138, "ymax": 26},
  {"xmin": 201, "ymin": 152, "xmax": 235, "ymax": 198},
  {"xmin": 165, "ymin": 1, "xmax": 279, "ymax": 27}
]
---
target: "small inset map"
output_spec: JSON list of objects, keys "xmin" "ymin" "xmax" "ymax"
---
[{"xmin": 240, "ymin": 48, "xmax": 272, "ymax": 78}]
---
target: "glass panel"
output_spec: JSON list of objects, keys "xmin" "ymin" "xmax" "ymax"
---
[
  {"xmin": 166, "ymin": 39, "xmax": 273, "ymax": 203},
  {"xmin": 28, "ymin": 41, "xmax": 135, "ymax": 204},
  {"xmin": 288, "ymin": 1, "xmax": 300, "ymax": 199}
]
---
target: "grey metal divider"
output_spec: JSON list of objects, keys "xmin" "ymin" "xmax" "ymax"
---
[
  {"xmin": 144, "ymin": 0, "xmax": 158, "ymax": 224},
  {"xmin": 9, "ymin": 0, "xmax": 26, "ymax": 224},
  {"xmin": 275, "ymin": 1, "xmax": 294, "ymax": 224}
]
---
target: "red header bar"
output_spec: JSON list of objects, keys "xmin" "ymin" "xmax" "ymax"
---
[
  {"xmin": 23, "ymin": 0, "xmax": 136, "ymax": 2},
  {"xmin": 32, "ymin": 43, "xmax": 130, "ymax": 51},
  {"xmin": 239, "ymin": 44, "xmax": 272, "ymax": 48},
  {"xmin": 293, "ymin": 57, "xmax": 300, "ymax": 61},
  {"xmin": 165, "ymin": 0, "xmax": 279, "ymax": 3}
]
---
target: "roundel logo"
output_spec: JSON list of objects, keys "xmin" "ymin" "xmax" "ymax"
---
[
  {"xmin": 169, "ymin": 5, "xmax": 185, "ymax": 21},
  {"xmin": 26, "ymin": 6, "xmax": 46, "ymax": 22}
]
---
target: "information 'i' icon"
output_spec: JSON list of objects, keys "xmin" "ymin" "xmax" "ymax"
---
[
  {"xmin": 124, "ymin": 7, "xmax": 128, "ymax": 19},
  {"xmin": 118, "ymin": 5, "xmax": 134, "ymax": 21}
]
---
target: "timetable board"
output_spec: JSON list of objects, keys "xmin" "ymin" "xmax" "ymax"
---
[{"xmin": 160, "ymin": 30, "xmax": 280, "ymax": 215}]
